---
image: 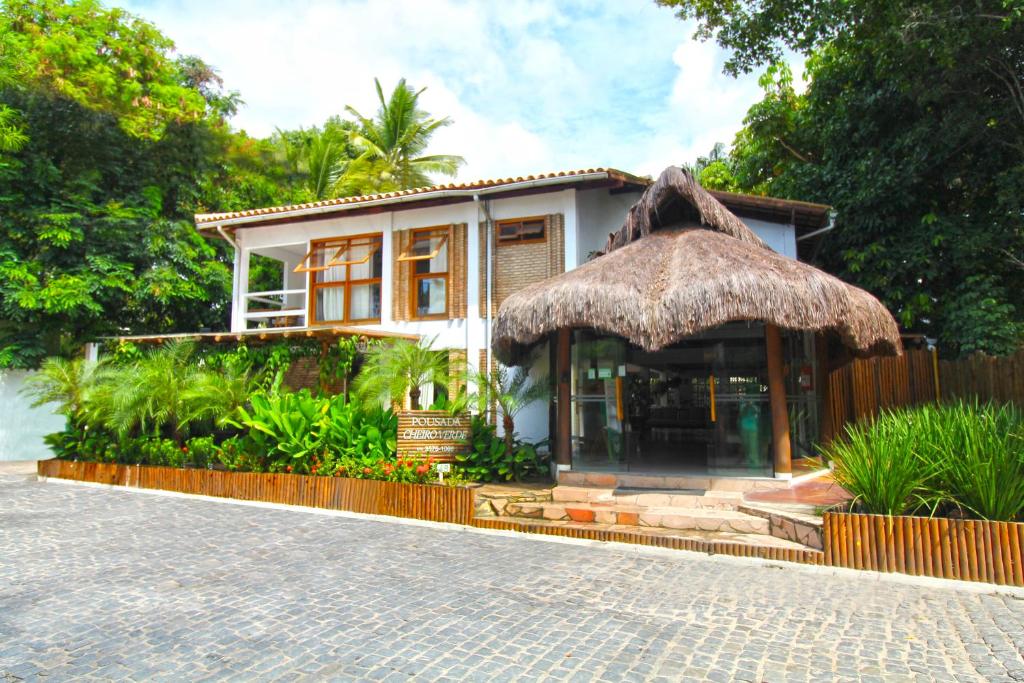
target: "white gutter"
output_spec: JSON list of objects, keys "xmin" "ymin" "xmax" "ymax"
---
[
  {"xmin": 477, "ymin": 196, "xmax": 495, "ymax": 377},
  {"xmin": 197, "ymin": 172, "xmax": 612, "ymax": 231},
  {"xmin": 796, "ymin": 210, "xmax": 836, "ymax": 242}
]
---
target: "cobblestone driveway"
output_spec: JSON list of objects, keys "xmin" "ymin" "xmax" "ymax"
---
[{"xmin": 2, "ymin": 472, "xmax": 1023, "ymax": 682}]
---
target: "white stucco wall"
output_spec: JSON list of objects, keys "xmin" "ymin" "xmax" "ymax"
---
[{"xmin": 0, "ymin": 371, "xmax": 64, "ymax": 461}]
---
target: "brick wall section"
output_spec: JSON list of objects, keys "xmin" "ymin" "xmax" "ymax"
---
[
  {"xmin": 450, "ymin": 223, "xmax": 468, "ymax": 319},
  {"xmin": 392, "ymin": 224, "xmax": 467, "ymax": 321},
  {"xmin": 447, "ymin": 349, "xmax": 467, "ymax": 398},
  {"xmin": 392, "ymin": 229, "xmax": 412, "ymax": 322},
  {"xmin": 478, "ymin": 214, "xmax": 564, "ymax": 317},
  {"xmin": 283, "ymin": 356, "xmax": 321, "ymax": 393}
]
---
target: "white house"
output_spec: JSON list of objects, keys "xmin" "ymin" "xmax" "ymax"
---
[{"xmin": 192, "ymin": 167, "xmax": 833, "ymax": 472}]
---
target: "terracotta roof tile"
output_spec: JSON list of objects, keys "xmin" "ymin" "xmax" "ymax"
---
[{"xmin": 194, "ymin": 167, "xmax": 646, "ymax": 227}]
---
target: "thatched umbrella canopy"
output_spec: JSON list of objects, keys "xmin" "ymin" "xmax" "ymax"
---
[{"xmin": 492, "ymin": 166, "xmax": 901, "ymax": 364}]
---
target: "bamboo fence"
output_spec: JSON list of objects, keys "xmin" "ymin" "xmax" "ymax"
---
[
  {"xmin": 823, "ymin": 512, "xmax": 1024, "ymax": 586},
  {"xmin": 36, "ymin": 460, "xmax": 1024, "ymax": 586},
  {"xmin": 36, "ymin": 459, "xmax": 474, "ymax": 525}
]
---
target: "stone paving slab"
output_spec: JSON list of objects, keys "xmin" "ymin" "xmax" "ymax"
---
[{"xmin": 2, "ymin": 473, "xmax": 1024, "ymax": 682}]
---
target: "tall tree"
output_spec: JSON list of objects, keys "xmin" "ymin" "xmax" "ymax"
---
[
  {"xmin": 0, "ymin": 0, "xmax": 239, "ymax": 367},
  {"xmin": 338, "ymin": 78, "xmax": 464, "ymax": 195},
  {"xmin": 661, "ymin": 0, "xmax": 1024, "ymax": 356}
]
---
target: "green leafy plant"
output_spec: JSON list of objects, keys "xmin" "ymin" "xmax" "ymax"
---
[
  {"xmin": 352, "ymin": 338, "xmax": 448, "ymax": 409},
  {"xmin": 825, "ymin": 411, "xmax": 937, "ymax": 516},
  {"xmin": 225, "ymin": 389, "xmax": 329, "ymax": 472},
  {"xmin": 825, "ymin": 402, "xmax": 1024, "ymax": 521},
  {"xmin": 919, "ymin": 402, "xmax": 1024, "ymax": 522},
  {"xmin": 457, "ymin": 414, "xmax": 550, "ymax": 482},
  {"xmin": 469, "ymin": 363, "xmax": 549, "ymax": 460}
]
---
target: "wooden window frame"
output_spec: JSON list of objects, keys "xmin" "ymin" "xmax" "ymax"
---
[
  {"xmin": 406, "ymin": 226, "xmax": 450, "ymax": 321},
  {"xmin": 496, "ymin": 216, "xmax": 547, "ymax": 245},
  {"xmin": 294, "ymin": 235, "xmax": 381, "ymax": 273},
  {"xmin": 305, "ymin": 233, "xmax": 383, "ymax": 326}
]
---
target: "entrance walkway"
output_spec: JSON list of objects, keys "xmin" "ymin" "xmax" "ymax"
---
[{"xmin": 2, "ymin": 472, "xmax": 1023, "ymax": 681}]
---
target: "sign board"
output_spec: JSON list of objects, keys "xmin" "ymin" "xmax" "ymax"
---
[{"xmin": 396, "ymin": 410, "xmax": 471, "ymax": 463}]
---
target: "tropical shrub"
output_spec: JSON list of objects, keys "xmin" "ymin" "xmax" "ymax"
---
[
  {"xmin": 920, "ymin": 402, "xmax": 1024, "ymax": 522},
  {"xmin": 457, "ymin": 415, "xmax": 550, "ymax": 482},
  {"xmin": 353, "ymin": 338, "xmax": 448, "ymax": 409},
  {"xmin": 469, "ymin": 363, "xmax": 548, "ymax": 459},
  {"xmin": 825, "ymin": 402, "xmax": 1024, "ymax": 521},
  {"xmin": 826, "ymin": 411, "xmax": 937, "ymax": 516}
]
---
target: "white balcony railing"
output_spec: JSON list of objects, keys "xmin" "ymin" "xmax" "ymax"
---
[{"xmin": 243, "ymin": 289, "xmax": 307, "ymax": 328}]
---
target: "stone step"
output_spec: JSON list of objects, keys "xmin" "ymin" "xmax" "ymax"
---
[
  {"xmin": 551, "ymin": 485, "xmax": 744, "ymax": 510},
  {"xmin": 485, "ymin": 516, "xmax": 813, "ymax": 551},
  {"xmin": 504, "ymin": 500, "xmax": 770, "ymax": 535}
]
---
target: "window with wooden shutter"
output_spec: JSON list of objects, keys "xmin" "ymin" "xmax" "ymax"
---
[
  {"xmin": 399, "ymin": 227, "xmax": 450, "ymax": 320},
  {"xmin": 393, "ymin": 224, "xmax": 467, "ymax": 321},
  {"xmin": 298, "ymin": 234, "xmax": 383, "ymax": 325}
]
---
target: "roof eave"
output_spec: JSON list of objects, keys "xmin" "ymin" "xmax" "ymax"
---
[{"xmin": 195, "ymin": 170, "xmax": 641, "ymax": 231}]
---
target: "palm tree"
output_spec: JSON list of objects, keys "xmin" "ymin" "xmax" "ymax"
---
[
  {"xmin": 22, "ymin": 356, "xmax": 104, "ymax": 424},
  {"xmin": 471, "ymin": 365, "xmax": 549, "ymax": 459},
  {"xmin": 96, "ymin": 340, "xmax": 201, "ymax": 444},
  {"xmin": 273, "ymin": 118, "xmax": 357, "ymax": 200},
  {"xmin": 179, "ymin": 361, "xmax": 255, "ymax": 430},
  {"xmin": 353, "ymin": 338, "xmax": 448, "ymax": 410},
  {"xmin": 337, "ymin": 78, "xmax": 464, "ymax": 194}
]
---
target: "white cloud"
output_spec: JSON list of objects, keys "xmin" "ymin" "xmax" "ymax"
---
[{"xmin": 119, "ymin": 0, "xmax": 799, "ymax": 183}]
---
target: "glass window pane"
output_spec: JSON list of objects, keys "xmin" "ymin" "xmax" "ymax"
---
[
  {"xmin": 313, "ymin": 243, "xmax": 345, "ymax": 283},
  {"xmin": 498, "ymin": 223, "xmax": 518, "ymax": 239},
  {"xmin": 521, "ymin": 220, "xmax": 545, "ymax": 239},
  {"xmin": 413, "ymin": 233, "xmax": 448, "ymax": 274},
  {"xmin": 415, "ymin": 277, "xmax": 446, "ymax": 316},
  {"xmin": 349, "ymin": 282, "xmax": 381, "ymax": 321},
  {"xmin": 315, "ymin": 286, "xmax": 345, "ymax": 322},
  {"xmin": 348, "ymin": 241, "xmax": 382, "ymax": 280}
]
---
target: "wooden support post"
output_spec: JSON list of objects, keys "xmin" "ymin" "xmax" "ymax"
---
[
  {"xmin": 765, "ymin": 324, "xmax": 793, "ymax": 478},
  {"xmin": 815, "ymin": 332, "xmax": 834, "ymax": 445},
  {"xmin": 556, "ymin": 328, "xmax": 572, "ymax": 468}
]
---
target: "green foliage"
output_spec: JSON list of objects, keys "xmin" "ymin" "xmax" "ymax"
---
[
  {"xmin": 224, "ymin": 389, "xmax": 397, "ymax": 475},
  {"xmin": 916, "ymin": 402, "xmax": 1024, "ymax": 522},
  {"xmin": 825, "ymin": 402, "xmax": 1024, "ymax": 521},
  {"xmin": 457, "ymin": 414, "xmax": 550, "ymax": 483},
  {"xmin": 272, "ymin": 117, "xmax": 359, "ymax": 200},
  {"xmin": 22, "ymin": 355, "xmax": 104, "ymax": 422},
  {"xmin": 825, "ymin": 411, "xmax": 938, "ymax": 517},
  {"xmin": 663, "ymin": 0, "xmax": 1024, "ymax": 357},
  {"xmin": 227, "ymin": 389, "xmax": 331, "ymax": 471},
  {"xmin": 353, "ymin": 338, "xmax": 449, "ymax": 410},
  {"xmin": 7, "ymin": 0, "xmax": 212, "ymax": 139},
  {"xmin": 338, "ymin": 78, "xmax": 464, "ymax": 194},
  {"xmin": 469, "ymin": 362, "xmax": 549, "ymax": 460}
]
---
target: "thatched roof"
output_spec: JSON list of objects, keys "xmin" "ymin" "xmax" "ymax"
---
[
  {"xmin": 492, "ymin": 167, "xmax": 902, "ymax": 363},
  {"xmin": 603, "ymin": 165, "xmax": 768, "ymax": 254}
]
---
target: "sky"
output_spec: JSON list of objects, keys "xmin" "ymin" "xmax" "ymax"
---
[{"xmin": 117, "ymin": 0, "xmax": 798, "ymax": 182}]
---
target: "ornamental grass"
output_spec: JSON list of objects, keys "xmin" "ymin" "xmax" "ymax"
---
[{"xmin": 825, "ymin": 401, "xmax": 1024, "ymax": 521}]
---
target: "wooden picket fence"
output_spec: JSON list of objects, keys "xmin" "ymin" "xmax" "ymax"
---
[
  {"xmin": 36, "ymin": 459, "xmax": 474, "ymax": 525},
  {"xmin": 939, "ymin": 348, "xmax": 1024, "ymax": 406},
  {"xmin": 823, "ymin": 347, "xmax": 1023, "ymax": 441},
  {"xmin": 823, "ymin": 512, "xmax": 1024, "ymax": 586},
  {"xmin": 823, "ymin": 349, "xmax": 937, "ymax": 441}
]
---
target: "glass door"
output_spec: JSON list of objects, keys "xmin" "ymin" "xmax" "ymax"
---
[{"xmin": 570, "ymin": 332, "xmax": 627, "ymax": 471}]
